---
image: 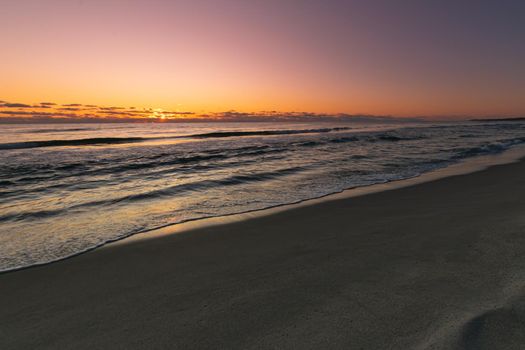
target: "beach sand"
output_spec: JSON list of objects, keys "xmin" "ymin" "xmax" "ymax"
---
[{"xmin": 2, "ymin": 159, "xmax": 525, "ymax": 349}]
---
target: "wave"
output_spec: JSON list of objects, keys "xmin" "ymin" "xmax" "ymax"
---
[
  {"xmin": 115, "ymin": 166, "xmax": 306, "ymax": 204},
  {"xmin": 453, "ymin": 137, "xmax": 525, "ymax": 159},
  {"xmin": 0, "ymin": 137, "xmax": 146, "ymax": 150},
  {"xmin": 0, "ymin": 166, "xmax": 306, "ymax": 223},
  {"xmin": 21, "ymin": 128, "xmax": 96, "ymax": 133},
  {"xmin": 189, "ymin": 127, "xmax": 352, "ymax": 138},
  {"xmin": 377, "ymin": 134, "xmax": 408, "ymax": 141},
  {"xmin": 0, "ymin": 145, "xmax": 288, "ymax": 195},
  {"xmin": 4, "ymin": 123, "xmax": 524, "ymax": 151},
  {"xmin": 290, "ymin": 132, "xmax": 422, "ymax": 147},
  {"xmin": 0, "ymin": 127, "xmax": 425, "ymax": 151},
  {"xmin": 0, "ymin": 154, "xmax": 286, "ymax": 202},
  {"xmin": 0, "ymin": 127, "xmax": 353, "ymax": 150},
  {"xmin": 326, "ymin": 133, "xmax": 421, "ymax": 144}
]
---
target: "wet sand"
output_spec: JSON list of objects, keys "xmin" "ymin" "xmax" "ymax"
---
[{"xmin": 2, "ymin": 159, "xmax": 525, "ymax": 349}]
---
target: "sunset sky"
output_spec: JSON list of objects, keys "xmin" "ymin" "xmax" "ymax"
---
[{"xmin": 1, "ymin": 0, "xmax": 524, "ymax": 120}]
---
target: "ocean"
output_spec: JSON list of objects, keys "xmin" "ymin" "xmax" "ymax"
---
[{"xmin": 1, "ymin": 120, "xmax": 525, "ymax": 272}]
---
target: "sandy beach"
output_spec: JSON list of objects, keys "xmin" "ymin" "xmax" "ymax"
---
[{"xmin": 2, "ymin": 158, "xmax": 525, "ymax": 349}]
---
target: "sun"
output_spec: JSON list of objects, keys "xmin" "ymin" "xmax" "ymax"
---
[{"xmin": 148, "ymin": 108, "xmax": 168, "ymax": 120}]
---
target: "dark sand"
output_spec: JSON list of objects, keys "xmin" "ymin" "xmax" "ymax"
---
[{"xmin": 2, "ymin": 159, "xmax": 525, "ymax": 349}]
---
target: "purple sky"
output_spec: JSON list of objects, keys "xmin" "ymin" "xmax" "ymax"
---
[{"xmin": 1, "ymin": 0, "xmax": 524, "ymax": 118}]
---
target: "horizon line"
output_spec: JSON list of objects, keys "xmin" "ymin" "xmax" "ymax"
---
[{"xmin": 1, "ymin": 99, "xmax": 523, "ymax": 123}]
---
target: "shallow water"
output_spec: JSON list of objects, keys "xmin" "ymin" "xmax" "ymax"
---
[{"xmin": 1, "ymin": 120, "xmax": 525, "ymax": 271}]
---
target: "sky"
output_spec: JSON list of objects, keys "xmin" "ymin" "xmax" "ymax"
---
[{"xmin": 1, "ymin": 0, "xmax": 525, "ymax": 121}]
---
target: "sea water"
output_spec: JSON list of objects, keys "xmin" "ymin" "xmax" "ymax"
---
[{"xmin": 1, "ymin": 120, "xmax": 525, "ymax": 271}]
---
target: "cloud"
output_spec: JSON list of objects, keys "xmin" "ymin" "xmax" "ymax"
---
[
  {"xmin": 1, "ymin": 103, "xmax": 32, "ymax": 108},
  {"xmin": 0, "ymin": 99, "xmax": 418, "ymax": 123},
  {"xmin": 97, "ymin": 109, "xmax": 148, "ymax": 116},
  {"xmin": 98, "ymin": 106, "xmax": 126, "ymax": 110},
  {"xmin": 0, "ymin": 110, "xmax": 62, "ymax": 116},
  {"xmin": 58, "ymin": 107, "xmax": 81, "ymax": 111},
  {"xmin": 0, "ymin": 110, "xmax": 101, "ymax": 118},
  {"xmin": 166, "ymin": 111, "xmax": 195, "ymax": 115}
]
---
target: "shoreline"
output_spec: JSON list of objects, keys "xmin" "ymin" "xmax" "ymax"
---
[
  {"xmin": 116, "ymin": 143, "xmax": 525, "ymax": 246},
  {"xmin": 2, "ymin": 146, "xmax": 525, "ymax": 348},
  {"xmin": 3, "ymin": 144, "xmax": 525, "ymax": 275}
]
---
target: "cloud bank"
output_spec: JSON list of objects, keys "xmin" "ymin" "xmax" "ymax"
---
[{"xmin": 0, "ymin": 99, "xmax": 425, "ymax": 123}]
